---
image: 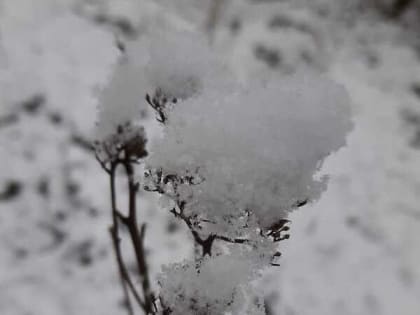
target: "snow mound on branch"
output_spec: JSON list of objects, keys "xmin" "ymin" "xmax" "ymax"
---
[
  {"xmin": 96, "ymin": 27, "xmax": 352, "ymax": 234},
  {"xmin": 95, "ymin": 58, "xmax": 149, "ymax": 139},
  {"xmin": 158, "ymin": 252, "xmax": 265, "ymax": 315},
  {"xmin": 95, "ymin": 29, "xmax": 231, "ymax": 140},
  {"xmin": 140, "ymin": 29, "xmax": 232, "ymax": 100},
  {"xmin": 148, "ymin": 73, "xmax": 353, "ymax": 230}
]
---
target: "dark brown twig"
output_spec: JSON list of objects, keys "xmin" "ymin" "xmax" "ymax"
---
[
  {"xmin": 100, "ymin": 151, "xmax": 155, "ymax": 315},
  {"xmin": 122, "ymin": 158, "xmax": 155, "ymax": 314},
  {"xmin": 109, "ymin": 165, "xmax": 137, "ymax": 315}
]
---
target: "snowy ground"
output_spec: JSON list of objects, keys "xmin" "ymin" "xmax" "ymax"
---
[{"xmin": 1, "ymin": 0, "xmax": 420, "ymax": 314}]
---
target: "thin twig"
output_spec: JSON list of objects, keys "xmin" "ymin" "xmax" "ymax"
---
[
  {"xmin": 109, "ymin": 226, "xmax": 146, "ymax": 311},
  {"xmin": 214, "ymin": 235, "xmax": 249, "ymax": 244},
  {"xmin": 109, "ymin": 165, "xmax": 136, "ymax": 315},
  {"xmin": 122, "ymin": 158, "xmax": 155, "ymax": 314}
]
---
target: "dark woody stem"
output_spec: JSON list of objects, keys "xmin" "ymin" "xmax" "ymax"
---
[
  {"xmin": 109, "ymin": 164, "xmax": 139, "ymax": 315},
  {"xmin": 122, "ymin": 159, "xmax": 155, "ymax": 314},
  {"xmin": 107, "ymin": 158, "xmax": 156, "ymax": 315}
]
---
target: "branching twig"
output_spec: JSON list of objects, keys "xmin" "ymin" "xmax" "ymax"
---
[
  {"xmin": 109, "ymin": 165, "xmax": 136, "ymax": 315},
  {"xmin": 96, "ymin": 117, "xmax": 295, "ymax": 314},
  {"xmin": 98, "ymin": 146, "xmax": 156, "ymax": 315},
  {"xmin": 122, "ymin": 159, "xmax": 155, "ymax": 313},
  {"xmin": 170, "ymin": 201, "xmax": 250, "ymax": 257},
  {"xmin": 110, "ymin": 226, "xmax": 146, "ymax": 312}
]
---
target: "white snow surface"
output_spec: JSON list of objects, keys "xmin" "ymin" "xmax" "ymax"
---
[
  {"xmin": 1, "ymin": 0, "xmax": 420, "ymax": 315},
  {"xmin": 147, "ymin": 72, "xmax": 352, "ymax": 231}
]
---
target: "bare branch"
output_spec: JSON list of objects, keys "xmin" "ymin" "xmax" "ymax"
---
[
  {"xmin": 106, "ymin": 161, "xmax": 155, "ymax": 314},
  {"xmin": 109, "ymin": 226, "xmax": 146, "ymax": 312}
]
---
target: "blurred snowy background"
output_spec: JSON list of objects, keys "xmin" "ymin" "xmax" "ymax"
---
[{"xmin": 1, "ymin": 0, "xmax": 420, "ymax": 314}]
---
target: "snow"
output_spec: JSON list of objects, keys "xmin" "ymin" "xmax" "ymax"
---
[
  {"xmin": 1, "ymin": 0, "xmax": 420, "ymax": 314},
  {"xmin": 95, "ymin": 28, "xmax": 231, "ymax": 140},
  {"xmin": 159, "ymin": 252, "xmax": 263, "ymax": 315},
  {"xmin": 147, "ymin": 72, "xmax": 352, "ymax": 231}
]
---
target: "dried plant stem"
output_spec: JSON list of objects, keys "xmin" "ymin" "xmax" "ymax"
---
[
  {"xmin": 123, "ymin": 160, "xmax": 154, "ymax": 313},
  {"xmin": 108, "ymin": 161, "xmax": 155, "ymax": 315},
  {"xmin": 109, "ymin": 166, "xmax": 134, "ymax": 314}
]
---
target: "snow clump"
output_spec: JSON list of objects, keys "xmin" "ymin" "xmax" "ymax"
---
[{"xmin": 147, "ymin": 73, "xmax": 353, "ymax": 232}]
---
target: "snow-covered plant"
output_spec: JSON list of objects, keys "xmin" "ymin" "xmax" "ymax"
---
[{"xmin": 93, "ymin": 29, "xmax": 352, "ymax": 315}]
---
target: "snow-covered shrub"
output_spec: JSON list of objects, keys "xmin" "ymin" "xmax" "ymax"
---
[
  {"xmin": 147, "ymin": 74, "xmax": 352, "ymax": 234},
  {"xmin": 95, "ymin": 28, "xmax": 232, "ymax": 139},
  {"xmin": 94, "ymin": 27, "xmax": 352, "ymax": 315}
]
